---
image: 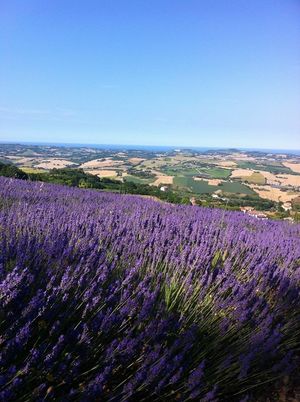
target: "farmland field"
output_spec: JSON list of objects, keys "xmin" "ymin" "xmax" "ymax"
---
[
  {"xmin": 161, "ymin": 167, "xmax": 200, "ymax": 176},
  {"xmin": 0, "ymin": 177, "xmax": 299, "ymax": 401},
  {"xmin": 124, "ymin": 174, "xmax": 154, "ymax": 184},
  {"xmin": 1, "ymin": 144, "xmax": 300, "ymax": 207},
  {"xmin": 237, "ymin": 161, "xmax": 293, "ymax": 175},
  {"xmin": 242, "ymin": 172, "xmax": 266, "ymax": 185},
  {"xmin": 174, "ymin": 176, "xmax": 255, "ymax": 195},
  {"xmin": 174, "ymin": 176, "xmax": 215, "ymax": 193},
  {"xmin": 219, "ymin": 181, "xmax": 255, "ymax": 194},
  {"xmin": 162, "ymin": 167, "xmax": 231, "ymax": 180},
  {"xmin": 201, "ymin": 167, "xmax": 232, "ymax": 179},
  {"xmin": 20, "ymin": 167, "xmax": 47, "ymax": 174}
]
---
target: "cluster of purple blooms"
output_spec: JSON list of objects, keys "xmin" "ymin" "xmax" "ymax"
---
[{"xmin": 0, "ymin": 176, "xmax": 299, "ymax": 401}]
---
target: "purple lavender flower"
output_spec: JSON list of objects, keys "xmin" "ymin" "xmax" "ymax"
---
[{"xmin": 0, "ymin": 176, "xmax": 299, "ymax": 401}]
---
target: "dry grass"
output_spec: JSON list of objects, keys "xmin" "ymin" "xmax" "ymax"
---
[
  {"xmin": 139, "ymin": 159, "xmax": 163, "ymax": 169},
  {"xmin": 6, "ymin": 156, "xmax": 43, "ymax": 165},
  {"xmin": 282, "ymin": 162, "xmax": 300, "ymax": 174},
  {"xmin": 172, "ymin": 155, "xmax": 200, "ymax": 162},
  {"xmin": 86, "ymin": 169, "xmax": 118, "ymax": 178},
  {"xmin": 151, "ymin": 175, "xmax": 174, "ymax": 186},
  {"xmin": 256, "ymin": 170, "xmax": 278, "ymax": 183},
  {"xmin": 34, "ymin": 159, "xmax": 76, "ymax": 169},
  {"xmin": 214, "ymin": 160, "xmax": 237, "ymax": 168},
  {"xmin": 242, "ymin": 170, "xmax": 300, "ymax": 187},
  {"xmin": 80, "ymin": 159, "xmax": 124, "ymax": 169},
  {"xmin": 230, "ymin": 169, "xmax": 254, "ymax": 178},
  {"xmin": 277, "ymin": 174, "xmax": 300, "ymax": 187},
  {"xmin": 128, "ymin": 157, "xmax": 145, "ymax": 165},
  {"xmin": 231, "ymin": 153, "xmax": 257, "ymax": 161},
  {"xmin": 249, "ymin": 185, "xmax": 299, "ymax": 202},
  {"xmin": 242, "ymin": 172, "xmax": 266, "ymax": 185}
]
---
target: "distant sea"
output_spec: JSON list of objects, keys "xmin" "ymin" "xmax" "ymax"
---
[{"xmin": 1, "ymin": 141, "xmax": 300, "ymax": 156}]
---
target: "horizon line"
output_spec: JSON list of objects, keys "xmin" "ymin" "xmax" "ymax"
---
[{"xmin": 0, "ymin": 140, "xmax": 300, "ymax": 153}]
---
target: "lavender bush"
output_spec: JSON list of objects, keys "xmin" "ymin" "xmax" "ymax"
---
[{"xmin": 0, "ymin": 177, "xmax": 299, "ymax": 401}]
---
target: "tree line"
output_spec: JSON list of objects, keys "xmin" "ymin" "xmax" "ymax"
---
[{"xmin": 0, "ymin": 162, "xmax": 190, "ymax": 204}]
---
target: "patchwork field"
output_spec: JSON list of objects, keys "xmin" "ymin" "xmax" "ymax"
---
[{"xmin": 1, "ymin": 143, "xmax": 300, "ymax": 206}]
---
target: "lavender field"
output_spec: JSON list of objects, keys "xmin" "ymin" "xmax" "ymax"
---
[{"xmin": 0, "ymin": 177, "xmax": 299, "ymax": 401}]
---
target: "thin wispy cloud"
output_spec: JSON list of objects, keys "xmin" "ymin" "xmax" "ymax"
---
[
  {"xmin": 0, "ymin": 106, "xmax": 76, "ymax": 119},
  {"xmin": 0, "ymin": 106, "xmax": 51, "ymax": 115}
]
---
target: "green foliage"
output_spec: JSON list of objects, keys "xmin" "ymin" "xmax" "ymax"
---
[
  {"xmin": 294, "ymin": 212, "xmax": 300, "ymax": 222},
  {"xmin": 0, "ymin": 162, "xmax": 28, "ymax": 180},
  {"xmin": 292, "ymin": 199, "xmax": 300, "ymax": 211},
  {"xmin": 121, "ymin": 180, "xmax": 186, "ymax": 203},
  {"xmin": 225, "ymin": 194, "xmax": 276, "ymax": 211},
  {"xmin": 273, "ymin": 210, "xmax": 290, "ymax": 220},
  {"xmin": 28, "ymin": 168, "xmax": 104, "ymax": 189}
]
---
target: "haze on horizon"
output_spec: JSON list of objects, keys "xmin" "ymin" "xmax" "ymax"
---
[{"xmin": 0, "ymin": 0, "xmax": 299, "ymax": 150}]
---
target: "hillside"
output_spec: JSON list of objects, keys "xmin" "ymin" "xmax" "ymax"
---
[
  {"xmin": 2, "ymin": 143, "xmax": 300, "ymax": 215},
  {"xmin": 0, "ymin": 177, "xmax": 299, "ymax": 401}
]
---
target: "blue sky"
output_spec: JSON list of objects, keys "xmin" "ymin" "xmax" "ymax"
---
[{"xmin": 0, "ymin": 0, "xmax": 299, "ymax": 149}]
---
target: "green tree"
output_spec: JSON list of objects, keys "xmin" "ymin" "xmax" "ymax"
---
[{"xmin": 0, "ymin": 162, "xmax": 28, "ymax": 180}]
